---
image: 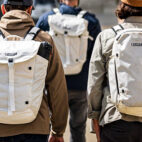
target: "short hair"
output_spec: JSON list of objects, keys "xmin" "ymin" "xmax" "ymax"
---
[
  {"xmin": 115, "ymin": 2, "xmax": 142, "ymax": 19},
  {"xmin": 4, "ymin": 4, "xmax": 30, "ymax": 11}
]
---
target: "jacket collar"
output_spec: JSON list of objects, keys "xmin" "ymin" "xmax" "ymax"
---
[
  {"xmin": 0, "ymin": 10, "xmax": 34, "ymax": 30},
  {"xmin": 125, "ymin": 16, "xmax": 142, "ymax": 23},
  {"xmin": 59, "ymin": 3, "xmax": 82, "ymax": 15}
]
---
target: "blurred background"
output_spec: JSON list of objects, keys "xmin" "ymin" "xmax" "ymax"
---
[
  {"xmin": 0, "ymin": 0, "xmax": 119, "ymax": 28},
  {"xmin": 80, "ymin": 0, "xmax": 119, "ymax": 28}
]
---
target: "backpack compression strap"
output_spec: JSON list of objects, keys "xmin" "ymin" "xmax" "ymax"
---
[
  {"xmin": 112, "ymin": 24, "xmax": 124, "ymax": 35},
  {"xmin": 24, "ymin": 27, "xmax": 41, "ymax": 40},
  {"xmin": 0, "ymin": 30, "xmax": 5, "ymax": 40}
]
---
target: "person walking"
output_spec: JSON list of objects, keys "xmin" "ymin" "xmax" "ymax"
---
[
  {"xmin": 88, "ymin": 0, "xmax": 142, "ymax": 142},
  {"xmin": 36, "ymin": 0, "xmax": 101, "ymax": 142},
  {"xmin": 0, "ymin": 0, "xmax": 68, "ymax": 142}
]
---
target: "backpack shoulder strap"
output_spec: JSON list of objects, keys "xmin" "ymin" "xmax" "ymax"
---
[
  {"xmin": 77, "ymin": 10, "xmax": 87, "ymax": 18},
  {"xmin": 53, "ymin": 8, "xmax": 60, "ymax": 14},
  {"xmin": 112, "ymin": 24, "xmax": 124, "ymax": 35},
  {"xmin": 111, "ymin": 24, "xmax": 124, "ymax": 35},
  {"xmin": 0, "ymin": 30, "xmax": 5, "ymax": 40},
  {"xmin": 24, "ymin": 27, "xmax": 41, "ymax": 40}
]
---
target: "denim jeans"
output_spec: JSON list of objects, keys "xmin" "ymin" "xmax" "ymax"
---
[
  {"xmin": 0, "ymin": 134, "xmax": 48, "ymax": 142},
  {"xmin": 101, "ymin": 120, "xmax": 142, "ymax": 142},
  {"xmin": 68, "ymin": 90, "xmax": 87, "ymax": 142}
]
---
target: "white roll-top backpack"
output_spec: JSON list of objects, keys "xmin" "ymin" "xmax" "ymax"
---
[
  {"xmin": 48, "ymin": 8, "xmax": 93, "ymax": 75},
  {"xmin": 0, "ymin": 27, "xmax": 52, "ymax": 124},
  {"xmin": 108, "ymin": 25, "xmax": 142, "ymax": 117}
]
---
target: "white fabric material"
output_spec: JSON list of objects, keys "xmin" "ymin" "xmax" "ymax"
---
[
  {"xmin": 48, "ymin": 9, "xmax": 89, "ymax": 75},
  {"xmin": 0, "ymin": 37, "xmax": 48, "ymax": 124},
  {"xmin": 109, "ymin": 28, "xmax": 142, "ymax": 117},
  {"xmin": 8, "ymin": 60, "xmax": 15, "ymax": 115},
  {"xmin": 0, "ymin": 35, "xmax": 4, "ymax": 40}
]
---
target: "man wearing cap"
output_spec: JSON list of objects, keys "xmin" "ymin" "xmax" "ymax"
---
[
  {"xmin": 0, "ymin": 0, "xmax": 68, "ymax": 142},
  {"xmin": 36, "ymin": 0, "xmax": 101, "ymax": 142},
  {"xmin": 88, "ymin": 0, "xmax": 142, "ymax": 142}
]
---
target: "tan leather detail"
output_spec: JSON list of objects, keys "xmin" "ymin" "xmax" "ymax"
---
[{"xmin": 118, "ymin": 102, "xmax": 142, "ymax": 117}]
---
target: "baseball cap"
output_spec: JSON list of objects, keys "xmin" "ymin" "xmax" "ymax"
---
[
  {"xmin": 121, "ymin": 0, "xmax": 142, "ymax": 7},
  {"xmin": 3, "ymin": 0, "xmax": 33, "ymax": 7}
]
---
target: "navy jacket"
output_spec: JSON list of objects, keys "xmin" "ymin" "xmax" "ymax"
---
[{"xmin": 36, "ymin": 4, "xmax": 101, "ymax": 91}]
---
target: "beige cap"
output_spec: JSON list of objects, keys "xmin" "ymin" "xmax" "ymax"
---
[{"xmin": 121, "ymin": 0, "xmax": 142, "ymax": 7}]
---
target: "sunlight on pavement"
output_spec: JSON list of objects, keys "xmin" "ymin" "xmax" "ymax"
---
[{"xmin": 64, "ymin": 119, "xmax": 97, "ymax": 142}]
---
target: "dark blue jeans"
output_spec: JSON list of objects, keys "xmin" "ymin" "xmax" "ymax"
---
[
  {"xmin": 101, "ymin": 120, "xmax": 142, "ymax": 142},
  {"xmin": 68, "ymin": 90, "xmax": 87, "ymax": 142},
  {"xmin": 0, "ymin": 134, "xmax": 48, "ymax": 142}
]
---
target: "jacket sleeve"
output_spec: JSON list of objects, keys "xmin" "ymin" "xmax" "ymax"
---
[
  {"xmin": 87, "ymin": 33, "xmax": 106, "ymax": 120},
  {"xmin": 45, "ymin": 38, "xmax": 68, "ymax": 136}
]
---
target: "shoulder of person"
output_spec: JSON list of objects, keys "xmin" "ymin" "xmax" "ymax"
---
[
  {"xmin": 39, "ymin": 10, "xmax": 55, "ymax": 21},
  {"xmin": 92, "ymin": 28, "xmax": 117, "ymax": 62},
  {"xmin": 99, "ymin": 28, "xmax": 116, "ymax": 44},
  {"xmin": 35, "ymin": 29, "xmax": 54, "ymax": 47},
  {"xmin": 82, "ymin": 10, "xmax": 100, "ymax": 25},
  {"xmin": 100, "ymin": 23, "xmax": 125, "ymax": 42}
]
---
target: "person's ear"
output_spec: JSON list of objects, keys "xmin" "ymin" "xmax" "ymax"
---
[
  {"xmin": 1, "ymin": 4, "xmax": 6, "ymax": 15},
  {"xmin": 26, "ymin": 6, "xmax": 32, "ymax": 15}
]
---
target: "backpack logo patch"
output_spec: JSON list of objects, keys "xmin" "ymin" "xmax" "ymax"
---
[{"xmin": 131, "ymin": 43, "xmax": 142, "ymax": 46}]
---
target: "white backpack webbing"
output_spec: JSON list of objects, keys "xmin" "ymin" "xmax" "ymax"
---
[
  {"xmin": 48, "ymin": 9, "xmax": 89, "ymax": 75},
  {"xmin": 0, "ymin": 27, "xmax": 50, "ymax": 124},
  {"xmin": 77, "ymin": 10, "xmax": 87, "ymax": 18},
  {"xmin": 111, "ymin": 24, "xmax": 124, "ymax": 35},
  {"xmin": 24, "ymin": 27, "xmax": 41, "ymax": 40},
  {"xmin": 53, "ymin": 8, "xmax": 60, "ymax": 14},
  {"xmin": 108, "ymin": 25, "xmax": 142, "ymax": 117}
]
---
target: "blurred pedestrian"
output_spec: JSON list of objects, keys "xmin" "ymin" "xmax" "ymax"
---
[
  {"xmin": 36, "ymin": 0, "xmax": 101, "ymax": 142},
  {"xmin": 0, "ymin": 0, "xmax": 68, "ymax": 142},
  {"xmin": 32, "ymin": 0, "xmax": 57, "ymax": 23},
  {"xmin": 88, "ymin": 0, "xmax": 142, "ymax": 142}
]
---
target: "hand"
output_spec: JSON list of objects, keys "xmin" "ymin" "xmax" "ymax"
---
[
  {"xmin": 48, "ymin": 135, "xmax": 64, "ymax": 142},
  {"xmin": 93, "ymin": 119, "xmax": 101, "ymax": 142}
]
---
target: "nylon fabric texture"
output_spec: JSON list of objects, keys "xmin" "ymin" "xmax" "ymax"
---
[
  {"xmin": 0, "ymin": 32, "xmax": 49, "ymax": 124},
  {"xmin": 108, "ymin": 28, "xmax": 142, "ymax": 117},
  {"xmin": 48, "ymin": 9, "xmax": 89, "ymax": 75}
]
